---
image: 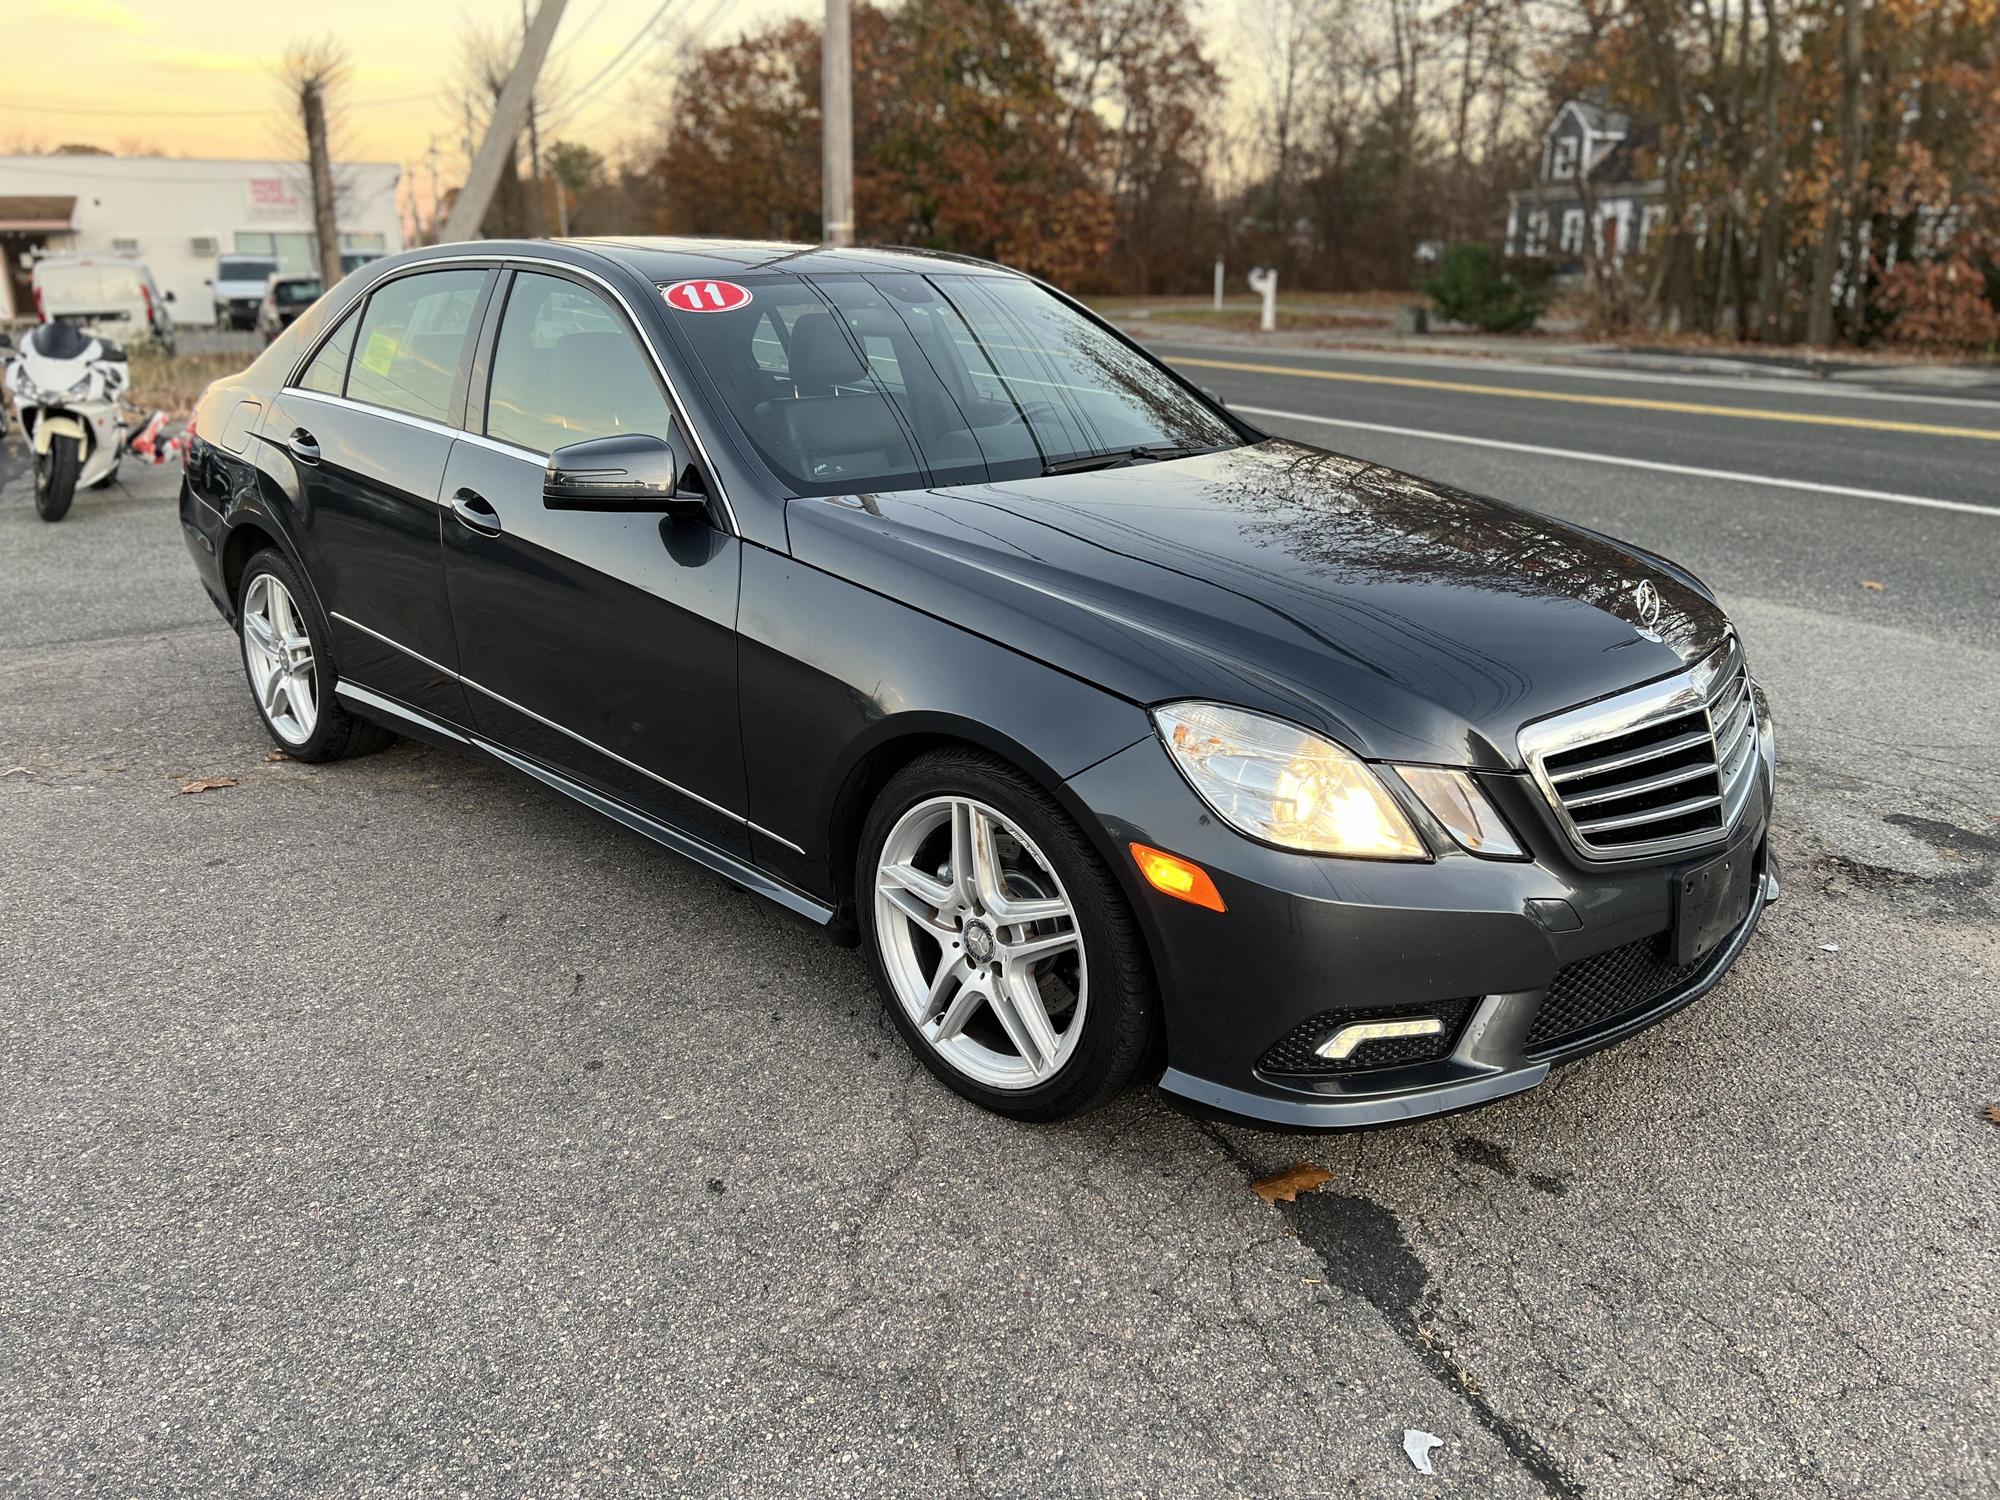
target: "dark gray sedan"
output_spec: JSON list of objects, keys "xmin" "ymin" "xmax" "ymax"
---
[{"xmin": 178, "ymin": 238, "xmax": 1775, "ymax": 1127}]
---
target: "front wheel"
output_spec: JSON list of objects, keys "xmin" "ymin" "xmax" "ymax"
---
[
  {"xmin": 34, "ymin": 435, "xmax": 79, "ymax": 522},
  {"xmin": 857, "ymin": 749, "xmax": 1158, "ymax": 1121}
]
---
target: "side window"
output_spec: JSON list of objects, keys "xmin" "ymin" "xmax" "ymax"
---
[
  {"xmin": 749, "ymin": 312, "xmax": 789, "ymax": 373},
  {"xmin": 346, "ymin": 268, "xmax": 486, "ymax": 423},
  {"xmin": 297, "ymin": 309, "xmax": 357, "ymax": 395},
  {"xmin": 485, "ymin": 272, "xmax": 675, "ymax": 455}
]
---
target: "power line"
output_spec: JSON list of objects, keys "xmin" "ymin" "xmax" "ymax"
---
[
  {"xmin": 547, "ymin": 0, "xmax": 737, "ymax": 134},
  {"xmin": 542, "ymin": 0, "xmax": 682, "ymax": 124}
]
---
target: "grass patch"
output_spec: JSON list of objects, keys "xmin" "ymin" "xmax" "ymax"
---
[{"xmin": 124, "ymin": 350, "xmax": 249, "ymax": 421}]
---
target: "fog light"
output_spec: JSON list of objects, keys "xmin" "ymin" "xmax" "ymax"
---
[
  {"xmin": 1314, "ymin": 1016, "xmax": 1444, "ymax": 1061},
  {"xmin": 1130, "ymin": 843, "xmax": 1226, "ymax": 912}
]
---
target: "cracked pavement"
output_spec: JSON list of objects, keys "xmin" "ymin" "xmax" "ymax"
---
[{"xmin": 1, "ymin": 405, "xmax": 1995, "ymax": 1498}]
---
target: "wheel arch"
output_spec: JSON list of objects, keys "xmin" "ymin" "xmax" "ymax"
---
[{"xmin": 822, "ymin": 709, "xmax": 1148, "ymax": 941}]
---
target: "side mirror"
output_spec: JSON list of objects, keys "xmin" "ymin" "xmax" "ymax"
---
[
  {"xmin": 544, "ymin": 432, "xmax": 709, "ymax": 519},
  {"xmin": 164, "ymin": 289, "xmax": 177, "ymax": 303}
]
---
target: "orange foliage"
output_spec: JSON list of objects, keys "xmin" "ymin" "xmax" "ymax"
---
[{"xmin": 1877, "ymin": 257, "xmax": 2000, "ymax": 352}]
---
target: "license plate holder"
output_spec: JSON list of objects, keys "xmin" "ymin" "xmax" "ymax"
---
[{"xmin": 1673, "ymin": 839, "xmax": 1757, "ymax": 968}]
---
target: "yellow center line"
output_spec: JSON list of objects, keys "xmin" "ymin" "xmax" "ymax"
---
[{"xmin": 1168, "ymin": 355, "xmax": 2000, "ymax": 443}]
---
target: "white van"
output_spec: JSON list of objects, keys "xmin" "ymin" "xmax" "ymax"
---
[{"xmin": 30, "ymin": 254, "xmax": 177, "ymax": 353}]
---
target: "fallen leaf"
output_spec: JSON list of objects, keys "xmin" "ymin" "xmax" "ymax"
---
[
  {"xmin": 1252, "ymin": 1161, "xmax": 1333, "ymax": 1204},
  {"xmin": 1859, "ymin": 579, "xmax": 1886, "ymax": 591},
  {"xmin": 263, "ymin": 750, "xmax": 293, "ymax": 763},
  {"xmin": 178, "ymin": 777, "xmax": 238, "ymax": 795},
  {"xmin": 1983, "ymin": 1103, "xmax": 2000, "ymax": 1126}
]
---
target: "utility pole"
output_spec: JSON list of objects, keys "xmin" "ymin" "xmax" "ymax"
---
[
  {"xmin": 521, "ymin": 0, "xmax": 546, "ymax": 238},
  {"xmin": 301, "ymin": 73, "xmax": 342, "ymax": 288},
  {"xmin": 443, "ymin": 0, "xmax": 569, "ymax": 244},
  {"xmin": 821, "ymin": 0, "xmax": 854, "ymax": 246}
]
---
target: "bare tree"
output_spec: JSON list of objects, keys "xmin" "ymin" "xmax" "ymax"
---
[
  {"xmin": 277, "ymin": 39, "xmax": 350, "ymax": 288},
  {"xmin": 1806, "ymin": 0, "xmax": 1863, "ymax": 347}
]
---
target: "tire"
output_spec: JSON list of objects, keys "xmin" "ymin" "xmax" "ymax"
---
[
  {"xmin": 33, "ymin": 434, "xmax": 78, "ymax": 522},
  {"xmin": 235, "ymin": 547, "xmax": 395, "ymax": 763},
  {"xmin": 856, "ymin": 748, "xmax": 1158, "ymax": 1121}
]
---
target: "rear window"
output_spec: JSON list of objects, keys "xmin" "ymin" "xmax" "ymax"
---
[
  {"xmin": 665, "ymin": 272, "xmax": 1238, "ymax": 496},
  {"xmin": 36, "ymin": 261, "xmax": 144, "ymax": 311}
]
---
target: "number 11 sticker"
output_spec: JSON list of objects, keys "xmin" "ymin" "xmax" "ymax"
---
[{"xmin": 662, "ymin": 279, "xmax": 753, "ymax": 313}]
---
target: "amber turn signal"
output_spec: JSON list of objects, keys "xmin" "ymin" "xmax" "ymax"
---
[{"xmin": 1129, "ymin": 843, "xmax": 1226, "ymax": 912}]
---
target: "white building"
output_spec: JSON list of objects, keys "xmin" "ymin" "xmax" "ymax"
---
[{"xmin": 0, "ymin": 155, "xmax": 402, "ymax": 324}]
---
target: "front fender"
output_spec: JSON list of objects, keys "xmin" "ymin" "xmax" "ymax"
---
[
  {"xmin": 30, "ymin": 411, "xmax": 86, "ymax": 454},
  {"xmin": 737, "ymin": 546, "xmax": 1152, "ymax": 903}
]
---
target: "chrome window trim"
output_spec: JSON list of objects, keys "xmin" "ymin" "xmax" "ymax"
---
[
  {"xmin": 277, "ymin": 251, "xmax": 739, "ymax": 535},
  {"xmin": 291, "ymin": 389, "xmax": 460, "ymax": 455},
  {"xmin": 1518, "ymin": 635, "xmax": 1760, "ymax": 862}
]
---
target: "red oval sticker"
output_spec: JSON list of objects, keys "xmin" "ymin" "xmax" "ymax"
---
[{"xmin": 662, "ymin": 279, "xmax": 753, "ymax": 314}]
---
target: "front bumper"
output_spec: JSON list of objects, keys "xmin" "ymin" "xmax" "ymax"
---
[{"xmin": 1066, "ymin": 712, "xmax": 1775, "ymax": 1130}]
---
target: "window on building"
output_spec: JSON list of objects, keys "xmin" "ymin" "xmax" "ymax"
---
[
  {"xmin": 1551, "ymin": 137, "xmax": 1579, "ymax": 180},
  {"xmin": 1526, "ymin": 212, "xmax": 1549, "ymax": 255},
  {"xmin": 1560, "ymin": 209, "xmax": 1585, "ymax": 255},
  {"xmin": 485, "ymin": 272, "xmax": 674, "ymax": 456},
  {"xmin": 346, "ymin": 268, "xmax": 486, "ymax": 424}
]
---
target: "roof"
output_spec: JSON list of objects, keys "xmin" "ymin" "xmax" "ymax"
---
[
  {"xmin": 1550, "ymin": 100, "xmax": 1633, "ymax": 141},
  {"xmin": 0, "ymin": 194, "xmax": 74, "ymax": 232},
  {"xmin": 395, "ymin": 236, "xmax": 1017, "ymax": 284}
]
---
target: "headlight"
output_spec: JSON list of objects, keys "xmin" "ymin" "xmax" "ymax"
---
[
  {"xmin": 64, "ymin": 375, "xmax": 94, "ymax": 400},
  {"xmin": 1394, "ymin": 767, "xmax": 1524, "ymax": 859},
  {"xmin": 1153, "ymin": 702, "xmax": 1426, "ymax": 859}
]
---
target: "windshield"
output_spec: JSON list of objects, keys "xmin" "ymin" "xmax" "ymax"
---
[
  {"xmin": 218, "ymin": 257, "xmax": 276, "ymax": 282},
  {"xmin": 666, "ymin": 271, "xmax": 1239, "ymax": 495},
  {"xmin": 36, "ymin": 261, "xmax": 143, "ymax": 311}
]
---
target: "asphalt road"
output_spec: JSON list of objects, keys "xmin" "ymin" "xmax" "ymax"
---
[{"xmin": 2, "ymin": 347, "xmax": 1996, "ymax": 1499}]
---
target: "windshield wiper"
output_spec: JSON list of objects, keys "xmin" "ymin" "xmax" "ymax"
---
[{"xmin": 1040, "ymin": 444, "xmax": 1195, "ymax": 477}]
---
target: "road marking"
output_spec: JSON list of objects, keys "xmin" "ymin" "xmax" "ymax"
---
[
  {"xmin": 1148, "ymin": 338, "xmax": 2000, "ymax": 412},
  {"xmin": 1233, "ymin": 405, "xmax": 2000, "ymax": 519},
  {"xmin": 1175, "ymin": 355, "xmax": 2000, "ymax": 441}
]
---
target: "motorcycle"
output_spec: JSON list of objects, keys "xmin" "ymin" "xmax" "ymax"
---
[{"xmin": 3, "ymin": 319, "xmax": 131, "ymax": 522}]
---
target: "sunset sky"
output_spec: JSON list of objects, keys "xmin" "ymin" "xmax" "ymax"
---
[{"xmin": 0, "ymin": 0, "xmax": 828, "ymax": 222}]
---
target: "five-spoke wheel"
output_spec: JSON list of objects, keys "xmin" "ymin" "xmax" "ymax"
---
[
  {"xmin": 874, "ymin": 794, "xmax": 1088, "ymax": 1090},
  {"xmin": 241, "ymin": 571, "xmax": 318, "ymax": 746},
  {"xmin": 859, "ymin": 749, "xmax": 1157, "ymax": 1120}
]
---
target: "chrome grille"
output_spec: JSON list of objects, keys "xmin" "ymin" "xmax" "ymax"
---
[{"xmin": 1520, "ymin": 639, "xmax": 1760, "ymax": 860}]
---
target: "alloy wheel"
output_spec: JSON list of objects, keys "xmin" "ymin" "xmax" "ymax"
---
[
  {"xmin": 241, "ymin": 572, "xmax": 318, "ymax": 745},
  {"xmin": 873, "ymin": 795, "xmax": 1088, "ymax": 1091}
]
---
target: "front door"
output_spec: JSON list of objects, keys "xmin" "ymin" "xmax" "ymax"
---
[
  {"xmin": 440, "ymin": 268, "xmax": 747, "ymax": 855},
  {"xmin": 266, "ymin": 264, "xmax": 491, "ymax": 723}
]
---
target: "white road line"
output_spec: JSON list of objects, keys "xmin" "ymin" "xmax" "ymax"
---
[
  {"xmin": 1147, "ymin": 338, "xmax": 2000, "ymax": 413},
  {"xmin": 1235, "ymin": 405, "xmax": 2000, "ymax": 519}
]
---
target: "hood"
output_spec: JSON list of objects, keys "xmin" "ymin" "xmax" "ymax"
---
[{"xmin": 784, "ymin": 440, "xmax": 1728, "ymax": 769}]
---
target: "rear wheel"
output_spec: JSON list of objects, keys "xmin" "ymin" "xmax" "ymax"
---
[
  {"xmin": 857, "ymin": 749, "xmax": 1157, "ymax": 1121},
  {"xmin": 33, "ymin": 435, "xmax": 78, "ymax": 522},
  {"xmin": 236, "ymin": 548, "xmax": 394, "ymax": 763}
]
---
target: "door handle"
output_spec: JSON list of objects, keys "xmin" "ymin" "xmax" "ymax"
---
[
  {"xmin": 450, "ymin": 487, "xmax": 502, "ymax": 536},
  {"xmin": 287, "ymin": 428, "xmax": 320, "ymax": 465}
]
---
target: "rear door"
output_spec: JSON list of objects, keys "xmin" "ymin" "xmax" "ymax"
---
[
  {"xmin": 262, "ymin": 264, "xmax": 493, "ymax": 723},
  {"xmin": 439, "ymin": 266, "xmax": 747, "ymax": 854}
]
